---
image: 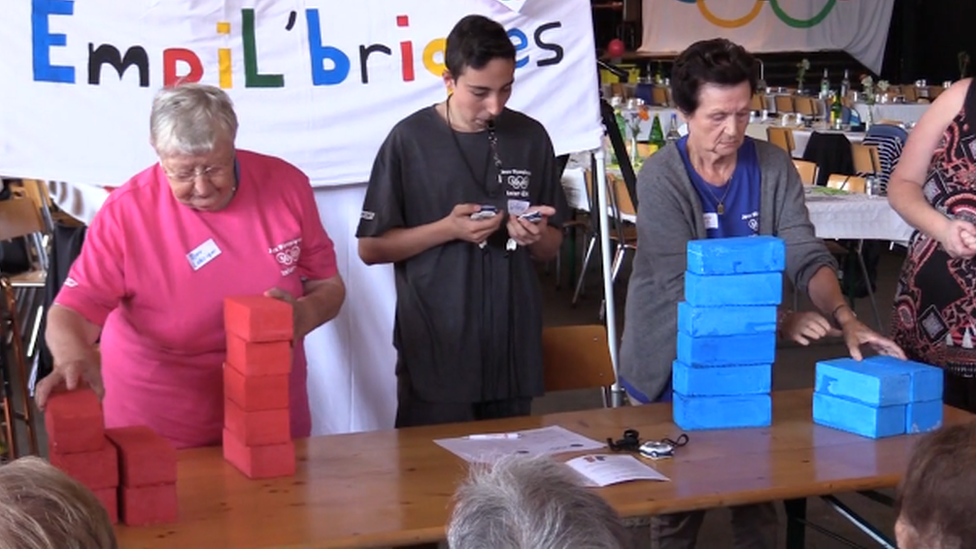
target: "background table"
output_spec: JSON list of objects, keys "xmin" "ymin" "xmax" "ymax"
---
[
  {"xmin": 805, "ymin": 192, "xmax": 913, "ymax": 244},
  {"xmin": 116, "ymin": 390, "xmax": 970, "ymax": 548},
  {"xmin": 853, "ymin": 103, "xmax": 929, "ymax": 126}
]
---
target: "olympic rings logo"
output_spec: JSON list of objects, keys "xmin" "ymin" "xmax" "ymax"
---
[{"xmin": 674, "ymin": 0, "xmax": 846, "ymax": 29}]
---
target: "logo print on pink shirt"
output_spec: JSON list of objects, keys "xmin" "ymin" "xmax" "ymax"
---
[{"xmin": 269, "ymin": 237, "xmax": 302, "ymax": 276}]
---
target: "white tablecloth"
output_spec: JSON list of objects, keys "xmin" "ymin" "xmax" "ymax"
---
[
  {"xmin": 853, "ymin": 103, "xmax": 929, "ymax": 126},
  {"xmin": 804, "ymin": 192, "xmax": 913, "ymax": 243},
  {"xmin": 560, "ymin": 169, "xmax": 914, "ymax": 243}
]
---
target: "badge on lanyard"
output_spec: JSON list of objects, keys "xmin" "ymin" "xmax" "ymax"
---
[
  {"xmin": 187, "ymin": 238, "xmax": 222, "ymax": 271},
  {"xmin": 703, "ymin": 213, "xmax": 719, "ymax": 230}
]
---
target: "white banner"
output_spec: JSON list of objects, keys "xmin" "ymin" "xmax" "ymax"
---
[
  {"xmin": 639, "ymin": 0, "xmax": 895, "ymax": 75},
  {"xmin": 0, "ymin": 0, "xmax": 601, "ymax": 187}
]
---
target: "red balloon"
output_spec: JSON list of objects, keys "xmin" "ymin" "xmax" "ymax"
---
[{"xmin": 607, "ymin": 39, "xmax": 626, "ymax": 58}]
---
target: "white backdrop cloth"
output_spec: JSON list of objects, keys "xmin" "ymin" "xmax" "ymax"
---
[
  {"xmin": 0, "ymin": 0, "xmax": 601, "ymax": 188},
  {"xmin": 639, "ymin": 0, "xmax": 895, "ymax": 75}
]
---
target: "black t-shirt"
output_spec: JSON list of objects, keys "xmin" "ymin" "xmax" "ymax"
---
[{"xmin": 357, "ymin": 106, "xmax": 568, "ymax": 403}]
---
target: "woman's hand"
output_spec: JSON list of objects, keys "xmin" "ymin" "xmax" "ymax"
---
[
  {"xmin": 937, "ymin": 218, "xmax": 976, "ymax": 259},
  {"xmin": 779, "ymin": 311, "xmax": 840, "ymax": 346},
  {"xmin": 35, "ymin": 355, "xmax": 103, "ymax": 410},
  {"xmin": 834, "ymin": 308, "xmax": 906, "ymax": 361},
  {"xmin": 264, "ymin": 287, "xmax": 307, "ymax": 341}
]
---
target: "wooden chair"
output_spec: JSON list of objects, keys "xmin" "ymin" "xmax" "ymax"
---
[
  {"xmin": 0, "ymin": 197, "xmax": 47, "ymax": 288},
  {"xmin": 774, "ymin": 95, "xmax": 795, "ymax": 114},
  {"xmin": 792, "ymin": 159, "xmax": 819, "ymax": 186},
  {"xmin": 903, "ymin": 86, "xmax": 919, "ymax": 103},
  {"xmin": 794, "ymin": 96, "xmax": 816, "ymax": 117},
  {"xmin": 851, "ymin": 143, "xmax": 881, "ymax": 175},
  {"xmin": 0, "ymin": 197, "xmax": 48, "ymax": 459},
  {"xmin": 607, "ymin": 173, "xmax": 638, "ymax": 285},
  {"xmin": 541, "ymin": 325, "xmax": 616, "ymax": 402},
  {"xmin": 651, "ymin": 86, "xmax": 669, "ymax": 106},
  {"xmin": 827, "ymin": 174, "xmax": 867, "ymax": 194},
  {"xmin": 750, "ymin": 94, "xmax": 765, "ymax": 111},
  {"xmin": 767, "ymin": 127, "xmax": 796, "ymax": 156}
]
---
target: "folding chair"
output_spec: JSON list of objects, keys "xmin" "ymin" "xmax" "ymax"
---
[
  {"xmin": 792, "ymin": 159, "xmax": 819, "ymax": 186},
  {"xmin": 851, "ymin": 143, "xmax": 880, "ymax": 175},
  {"xmin": 767, "ymin": 127, "xmax": 796, "ymax": 156},
  {"xmin": 774, "ymin": 95, "xmax": 795, "ymax": 114},
  {"xmin": 826, "ymin": 174, "xmax": 867, "ymax": 194},
  {"xmin": 542, "ymin": 325, "xmax": 616, "ymax": 406},
  {"xmin": 0, "ymin": 197, "xmax": 47, "ymax": 459}
]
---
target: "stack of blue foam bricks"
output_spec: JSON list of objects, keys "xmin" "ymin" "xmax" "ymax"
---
[
  {"xmin": 673, "ymin": 236, "xmax": 786, "ymax": 430},
  {"xmin": 813, "ymin": 356, "xmax": 944, "ymax": 438}
]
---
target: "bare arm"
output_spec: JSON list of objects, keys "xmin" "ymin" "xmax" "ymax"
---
[
  {"xmin": 359, "ymin": 204, "xmax": 505, "ymax": 265},
  {"xmin": 36, "ymin": 304, "xmax": 104, "ymax": 408},
  {"xmin": 359, "ymin": 220, "xmax": 455, "ymax": 265},
  {"xmin": 888, "ymin": 79, "xmax": 976, "ymax": 257},
  {"xmin": 805, "ymin": 265, "xmax": 905, "ymax": 360},
  {"xmin": 294, "ymin": 275, "xmax": 345, "ymax": 338}
]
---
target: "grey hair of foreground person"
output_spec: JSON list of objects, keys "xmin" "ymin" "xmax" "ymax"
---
[
  {"xmin": 447, "ymin": 455, "xmax": 633, "ymax": 549},
  {"xmin": 150, "ymin": 83, "xmax": 239, "ymax": 158},
  {"xmin": 0, "ymin": 456, "xmax": 117, "ymax": 549}
]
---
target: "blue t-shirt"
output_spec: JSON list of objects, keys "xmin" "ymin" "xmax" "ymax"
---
[{"xmin": 677, "ymin": 136, "xmax": 761, "ymax": 238}]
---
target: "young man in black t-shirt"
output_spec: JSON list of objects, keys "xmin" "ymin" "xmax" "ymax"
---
[{"xmin": 356, "ymin": 15, "xmax": 568, "ymax": 428}]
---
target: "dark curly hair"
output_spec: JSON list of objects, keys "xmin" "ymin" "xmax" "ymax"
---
[{"xmin": 671, "ymin": 38, "xmax": 758, "ymax": 114}]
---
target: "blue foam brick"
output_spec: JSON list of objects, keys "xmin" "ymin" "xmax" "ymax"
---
[
  {"xmin": 813, "ymin": 392, "xmax": 905, "ymax": 439},
  {"xmin": 906, "ymin": 400, "xmax": 943, "ymax": 434},
  {"xmin": 815, "ymin": 358, "xmax": 911, "ymax": 407},
  {"xmin": 673, "ymin": 393, "xmax": 771, "ymax": 430},
  {"xmin": 686, "ymin": 236, "xmax": 786, "ymax": 275},
  {"xmin": 677, "ymin": 302, "xmax": 777, "ymax": 337},
  {"xmin": 684, "ymin": 272, "xmax": 783, "ymax": 307},
  {"xmin": 672, "ymin": 361, "xmax": 771, "ymax": 396},
  {"xmin": 862, "ymin": 356, "xmax": 943, "ymax": 402},
  {"xmin": 677, "ymin": 331, "xmax": 776, "ymax": 367}
]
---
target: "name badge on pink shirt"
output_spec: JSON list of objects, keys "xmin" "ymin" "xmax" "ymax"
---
[{"xmin": 187, "ymin": 238, "xmax": 222, "ymax": 271}]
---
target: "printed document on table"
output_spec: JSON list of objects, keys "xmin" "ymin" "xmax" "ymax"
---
[
  {"xmin": 434, "ymin": 425, "xmax": 605, "ymax": 463},
  {"xmin": 565, "ymin": 454, "xmax": 670, "ymax": 487}
]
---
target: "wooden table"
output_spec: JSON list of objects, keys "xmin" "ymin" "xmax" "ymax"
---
[{"xmin": 115, "ymin": 390, "xmax": 972, "ymax": 548}]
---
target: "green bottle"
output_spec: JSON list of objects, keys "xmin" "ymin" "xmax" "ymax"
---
[
  {"xmin": 830, "ymin": 94, "xmax": 843, "ymax": 129},
  {"xmin": 649, "ymin": 114, "xmax": 665, "ymax": 148}
]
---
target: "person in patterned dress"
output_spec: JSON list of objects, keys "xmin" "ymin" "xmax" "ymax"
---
[{"xmin": 889, "ymin": 78, "xmax": 976, "ymax": 411}]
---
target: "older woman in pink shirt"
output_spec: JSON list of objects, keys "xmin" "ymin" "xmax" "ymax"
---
[{"xmin": 35, "ymin": 84, "xmax": 345, "ymax": 448}]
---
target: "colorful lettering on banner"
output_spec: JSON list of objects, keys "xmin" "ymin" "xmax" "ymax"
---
[
  {"xmin": 29, "ymin": 2, "xmax": 566, "ymax": 88},
  {"xmin": 6, "ymin": 0, "xmax": 601, "ymax": 188}
]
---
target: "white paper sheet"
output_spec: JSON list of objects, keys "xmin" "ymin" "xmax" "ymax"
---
[
  {"xmin": 434, "ymin": 425, "xmax": 606, "ymax": 463},
  {"xmin": 565, "ymin": 454, "xmax": 670, "ymax": 487}
]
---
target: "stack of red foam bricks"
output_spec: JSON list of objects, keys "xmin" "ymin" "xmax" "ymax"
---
[
  {"xmin": 45, "ymin": 391, "xmax": 177, "ymax": 525},
  {"xmin": 223, "ymin": 296, "xmax": 296, "ymax": 479}
]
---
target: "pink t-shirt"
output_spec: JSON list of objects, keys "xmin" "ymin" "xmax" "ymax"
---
[{"xmin": 56, "ymin": 150, "xmax": 338, "ymax": 449}]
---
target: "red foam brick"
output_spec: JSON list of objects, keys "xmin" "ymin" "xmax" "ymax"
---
[
  {"xmin": 226, "ymin": 334, "xmax": 291, "ymax": 376},
  {"xmin": 224, "ymin": 399, "xmax": 290, "ymax": 446},
  {"xmin": 224, "ymin": 364, "xmax": 289, "ymax": 411},
  {"xmin": 224, "ymin": 295, "xmax": 293, "ymax": 343},
  {"xmin": 105, "ymin": 426, "xmax": 177, "ymax": 487},
  {"xmin": 49, "ymin": 443, "xmax": 119, "ymax": 490},
  {"xmin": 93, "ymin": 487, "xmax": 118, "ymax": 524},
  {"xmin": 222, "ymin": 429, "xmax": 296, "ymax": 480},
  {"xmin": 44, "ymin": 390, "xmax": 106, "ymax": 454},
  {"xmin": 120, "ymin": 484, "xmax": 178, "ymax": 526}
]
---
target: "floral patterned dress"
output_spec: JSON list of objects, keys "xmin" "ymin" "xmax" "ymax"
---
[{"xmin": 892, "ymin": 80, "xmax": 976, "ymax": 378}]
